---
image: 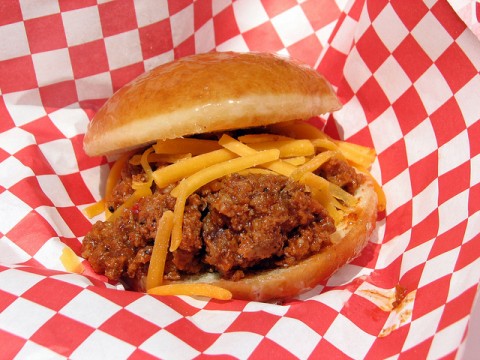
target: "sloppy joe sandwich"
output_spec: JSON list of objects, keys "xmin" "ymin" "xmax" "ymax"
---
[{"xmin": 81, "ymin": 51, "xmax": 385, "ymax": 302}]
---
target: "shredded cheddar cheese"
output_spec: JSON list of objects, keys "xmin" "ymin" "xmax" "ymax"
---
[
  {"xmin": 83, "ymin": 199, "xmax": 106, "ymax": 218},
  {"xmin": 60, "ymin": 247, "xmax": 84, "ymax": 274},
  {"xmin": 148, "ymin": 283, "xmax": 232, "ymax": 300}
]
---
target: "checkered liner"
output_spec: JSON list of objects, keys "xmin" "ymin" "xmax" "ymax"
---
[{"xmin": 0, "ymin": 0, "xmax": 479, "ymax": 358}]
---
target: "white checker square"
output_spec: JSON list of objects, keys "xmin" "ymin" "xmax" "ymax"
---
[
  {"xmin": 419, "ymin": 247, "xmax": 460, "ymax": 287},
  {"xmin": 369, "ymin": 108, "xmax": 404, "ymax": 153},
  {"xmin": 267, "ymin": 316, "xmax": 321, "ymax": 359},
  {"xmin": 143, "ymin": 50, "xmax": 174, "ymax": 72},
  {"xmin": 447, "ymin": 258, "xmax": 480, "ymax": 302},
  {"xmin": 315, "ymin": 289, "xmax": 352, "ymax": 312},
  {"xmin": 0, "ymin": 156, "xmax": 34, "ymax": 188},
  {"xmin": 438, "ymin": 130, "xmax": 470, "ymax": 176},
  {"xmin": 37, "ymin": 175, "xmax": 73, "ymax": 207},
  {"xmin": 438, "ymin": 190, "xmax": 469, "ymax": 236},
  {"xmin": 75, "ymin": 72, "xmax": 113, "ymax": 101},
  {"xmin": 412, "ymin": 180, "xmax": 439, "ymax": 226},
  {"xmin": 465, "ymin": 211, "xmax": 480, "ymax": 244},
  {"xmin": 19, "ymin": 0, "xmax": 60, "ymax": 20},
  {"xmin": 411, "ymin": 12, "xmax": 453, "ymax": 61},
  {"xmin": 125, "ymin": 296, "xmax": 182, "ymax": 327},
  {"xmin": 330, "ymin": 14, "xmax": 357, "ymax": 54},
  {"xmin": 70, "ymin": 330, "xmax": 135, "ymax": 360},
  {"xmin": 0, "ymin": 191, "xmax": 32, "ymax": 234},
  {"xmin": 0, "ymin": 268, "xmax": 44, "ymax": 296},
  {"xmin": 372, "ymin": 3, "xmax": 409, "ymax": 52},
  {"xmin": 188, "ymin": 310, "xmax": 241, "ymax": 333},
  {"xmin": 36, "ymin": 206, "xmax": 75, "ymax": 238},
  {"xmin": 334, "ymin": 97, "xmax": 368, "ymax": 139},
  {"xmin": 324, "ymin": 314, "xmax": 376, "ymax": 359},
  {"xmin": 374, "ymin": 55, "xmax": 411, "ymax": 103},
  {"xmin": 429, "ymin": 317, "xmax": 469, "ymax": 360},
  {"xmin": 327, "ymin": 263, "xmax": 373, "ymax": 286},
  {"xmin": 195, "ymin": 20, "xmax": 216, "ymax": 54},
  {"xmin": 134, "ymin": 0, "xmax": 170, "ymax": 27},
  {"xmin": 104, "ymin": 30, "xmax": 143, "ymax": 70},
  {"xmin": 454, "ymin": 76, "xmax": 480, "ymax": 127},
  {"xmin": 0, "ymin": 297, "xmax": 55, "ymax": 338},
  {"xmin": 377, "ymin": 229, "xmax": 411, "ymax": 270},
  {"xmin": 0, "ymin": 22, "xmax": 30, "ymax": 61},
  {"xmin": 344, "ymin": 47, "xmax": 372, "ymax": 92},
  {"xmin": 212, "ymin": 0, "xmax": 231, "ymax": 16},
  {"xmin": 62, "ymin": 6, "xmax": 103, "ymax": 46},
  {"xmin": 0, "ymin": 236, "xmax": 31, "ymax": 264},
  {"xmin": 400, "ymin": 238, "xmax": 435, "ymax": 278},
  {"xmin": 140, "ymin": 329, "xmax": 200, "ymax": 360},
  {"xmin": 352, "ymin": 3, "xmax": 370, "ymax": 41},
  {"xmin": 49, "ymin": 107, "xmax": 89, "ymax": 139},
  {"xmin": 413, "ymin": 65, "xmax": 453, "ymax": 115},
  {"xmin": 233, "ymin": 0, "xmax": 270, "ymax": 33},
  {"xmin": 382, "ymin": 169, "xmax": 412, "ymax": 214},
  {"xmin": 216, "ymin": 34, "xmax": 249, "ymax": 52},
  {"xmin": 170, "ymin": 4, "xmax": 194, "ymax": 47},
  {"xmin": 204, "ymin": 332, "xmax": 263, "ymax": 358},
  {"xmin": 404, "ymin": 119, "xmax": 438, "ymax": 165},
  {"xmin": 271, "ymin": 5, "xmax": 314, "ymax": 47},
  {"xmin": 4, "ymin": 89, "xmax": 47, "ymax": 126},
  {"xmin": 244, "ymin": 301, "xmax": 289, "ymax": 316},
  {"xmin": 34, "ymin": 238, "xmax": 72, "ymax": 271},
  {"xmin": 32, "ymin": 49, "xmax": 74, "ymax": 87},
  {"xmin": 402, "ymin": 307, "xmax": 443, "ymax": 352},
  {"xmin": 456, "ymin": 29, "xmax": 480, "ymax": 70},
  {"xmin": 15, "ymin": 340, "xmax": 66, "ymax": 360},
  {"xmin": 38, "ymin": 139, "xmax": 79, "ymax": 175},
  {"xmin": 51, "ymin": 273, "xmax": 94, "ymax": 288},
  {"xmin": 59, "ymin": 289, "xmax": 121, "ymax": 328},
  {"xmin": 0, "ymin": 127, "xmax": 36, "ymax": 154},
  {"xmin": 80, "ymin": 165, "xmax": 109, "ymax": 202}
]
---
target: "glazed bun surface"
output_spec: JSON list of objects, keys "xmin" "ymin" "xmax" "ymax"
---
[{"xmin": 83, "ymin": 52, "xmax": 342, "ymax": 156}]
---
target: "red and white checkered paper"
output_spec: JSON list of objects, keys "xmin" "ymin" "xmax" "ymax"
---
[{"xmin": 1, "ymin": 0, "xmax": 479, "ymax": 358}]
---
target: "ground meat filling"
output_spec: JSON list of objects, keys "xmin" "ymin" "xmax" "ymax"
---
[{"xmin": 81, "ymin": 156, "xmax": 362, "ymax": 285}]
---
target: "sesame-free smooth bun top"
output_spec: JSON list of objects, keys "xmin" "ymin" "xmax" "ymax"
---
[{"xmin": 83, "ymin": 51, "xmax": 342, "ymax": 156}]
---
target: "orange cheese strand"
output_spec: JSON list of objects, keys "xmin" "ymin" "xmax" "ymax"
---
[
  {"xmin": 83, "ymin": 199, "xmax": 106, "ymax": 219},
  {"xmin": 60, "ymin": 247, "xmax": 84, "ymax": 274},
  {"xmin": 105, "ymin": 151, "xmax": 134, "ymax": 218},
  {"xmin": 148, "ymin": 283, "xmax": 232, "ymax": 300}
]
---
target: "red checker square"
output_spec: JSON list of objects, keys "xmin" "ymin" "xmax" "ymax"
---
[
  {"xmin": 25, "ymin": 14, "xmax": 67, "ymax": 53},
  {"xmin": 0, "ymin": 98, "xmax": 15, "ymax": 133},
  {"xmin": 261, "ymin": 0, "xmax": 297, "ymax": 18},
  {"xmin": 356, "ymin": 77, "xmax": 391, "ymax": 121},
  {"xmin": 9, "ymin": 177, "xmax": 54, "ymax": 208},
  {"xmin": 58, "ymin": 207, "xmax": 95, "ymax": 237},
  {"xmin": 40, "ymin": 81, "xmax": 78, "ymax": 111},
  {"xmin": 341, "ymin": 295, "xmax": 390, "ymax": 335},
  {"xmin": 204, "ymin": 298, "xmax": 247, "ymax": 311},
  {"xmin": 21, "ymin": 116, "xmax": 64, "ymax": 145},
  {"xmin": 225, "ymin": 311, "xmax": 280, "ymax": 335},
  {"xmin": 412, "ymin": 276, "xmax": 450, "ymax": 320},
  {"xmin": 355, "ymin": 27, "xmax": 391, "ymax": 73},
  {"xmin": 213, "ymin": 5, "xmax": 240, "ymax": 46},
  {"xmin": 310, "ymin": 338, "xmax": 351, "ymax": 359},
  {"xmin": 194, "ymin": 0, "xmax": 212, "ymax": 29},
  {"xmin": 430, "ymin": 97, "xmax": 466, "ymax": 147},
  {"xmin": 431, "ymin": 0, "xmax": 466, "ymax": 39},
  {"xmin": 301, "ymin": 0, "xmax": 341, "ymax": 30},
  {"xmin": 6, "ymin": 211, "xmax": 56, "ymax": 256},
  {"xmin": 345, "ymin": 125, "xmax": 374, "ymax": 147},
  {"xmin": 60, "ymin": 173, "xmax": 96, "ymax": 206},
  {"xmin": 71, "ymin": 134, "xmax": 106, "ymax": 171},
  {"xmin": 469, "ymin": 184, "xmax": 480, "ymax": 215},
  {"xmin": 286, "ymin": 301, "xmax": 343, "ymax": 335},
  {"xmin": 351, "ymin": 241, "xmax": 380, "ymax": 269},
  {"xmin": 69, "ymin": 40, "xmax": 109, "ymax": 79},
  {"xmin": 250, "ymin": 338, "xmax": 298, "ymax": 359},
  {"xmin": 22, "ymin": 277, "xmax": 83, "ymax": 311},
  {"xmin": 438, "ymin": 286, "xmax": 477, "ymax": 331},
  {"xmin": 347, "ymin": 0, "xmax": 367, "ymax": 21},
  {"xmin": 166, "ymin": 318, "xmax": 219, "ymax": 352},
  {"xmin": 139, "ymin": 19, "xmax": 173, "ymax": 60},
  {"xmin": 59, "ymin": 0, "xmax": 97, "ymax": 12},
  {"xmin": 30, "ymin": 313, "xmax": 94, "ymax": 357},
  {"xmin": 0, "ymin": 329, "xmax": 26, "ymax": 360},
  {"xmin": 430, "ymin": 221, "xmax": 466, "ymax": 259},
  {"xmin": 337, "ymin": 75, "xmax": 355, "ymax": 105},
  {"xmin": 0, "ymin": 289, "xmax": 17, "ymax": 313},
  {"xmin": 436, "ymin": 42, "xmax": 478, "ymax": 94},
  {"xmin": 0, "ymin": 148, "xmax": 9, "ymax": 164},
  {"xmin": 409, "ymin": 151, "xmax": 438, "ymax": 195},
  {"xmin": 390, "ymin": 0, "xmax": 429, "ymax": 31},
  {"xmin": 393, "ymin": 34, "xmax": 433, "ymax": 83},
  {"xmin": 128, "ymin": 349, "xmax": 160, "ymax": 360},
  {"xmin": 365, "ymin": 324, "xmax": 408, "ymax": 359},
  {"xmin": 111, "ymin": 63, "xmax": 145, "ymax": 92},
  {"xmin": 438, "ymin": 162, "xmax": 470, "ymax": 205},
  {"xmin": 174, "ymin": 35, "xmax": 195, "ymax": 59},
  {"xmin": 377, "ymin": 140, "xmax": 408, "ymax": 184},
  {"xmin": 392, "ymin": 85, "xmax": 428, "ymax": 135},
  {"xmin": 150, "ymin": 295, "xmax": 201, "ymax": 317},
  {"xmin": 317, "ymin": 47, "xmax": 348, "ymax": 89},
  {"xmin": 0, "ymin": 1, "xmax": 23, "ymax": 26},
  {"xmin": 243, "ymin": 22, "xmax": 283, "ymax": 53},
  {"xmin": 99, "ymin": 309, "xmax": 160, "ymax": 347},
  {"xmin": 399, "ymin": 338, "xmax": 434, "ymax": 359},
  {"xmin": 0, "ymin": 56, "xmax": 38, "ymax": 93},
  {"xmin": 287, "ymin": 34, "xmax": 323, "ymax": 68},
  {"xmin": 455, "ymin": 233, "xmax": 480, "ymax": 271},
  {"xmin": 383, "ymin": 202, "xmax": 412, "ymax": 243},
  {"xmin": 87, "ymin": 286, "xmax": 142, "ymax": 308},
  {"xmin": 167, "ymin": 0, "xmax": 192, "ymax": 15},
  {"xmin": 366, "ymin": 0, "xmax": 389, "ymax": 22},
  {"xmin": 468, "ymin": 121, "xmax": 480, "ymax": 158},
  {"xmin": 98, "ymin": 0, "xmax": 138, "ymax": 37},
  {"xmin": 409, "ymin": 211, "xmax": 439, "ymax": 250}
]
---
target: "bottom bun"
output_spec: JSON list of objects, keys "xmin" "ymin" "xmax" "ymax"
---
[{"xmin": 134, "ymin": 177, "xmax": 378, "ymax": 302}]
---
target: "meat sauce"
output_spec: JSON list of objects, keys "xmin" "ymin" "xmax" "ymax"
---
[{"xmin": 81, "ymin": 156, "xmax": 363, "ymax": 285}]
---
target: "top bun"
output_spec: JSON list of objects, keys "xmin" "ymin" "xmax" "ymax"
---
[{"xmin": 83, "ymin": 52, "xmax": 342, "ymax": 156}]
